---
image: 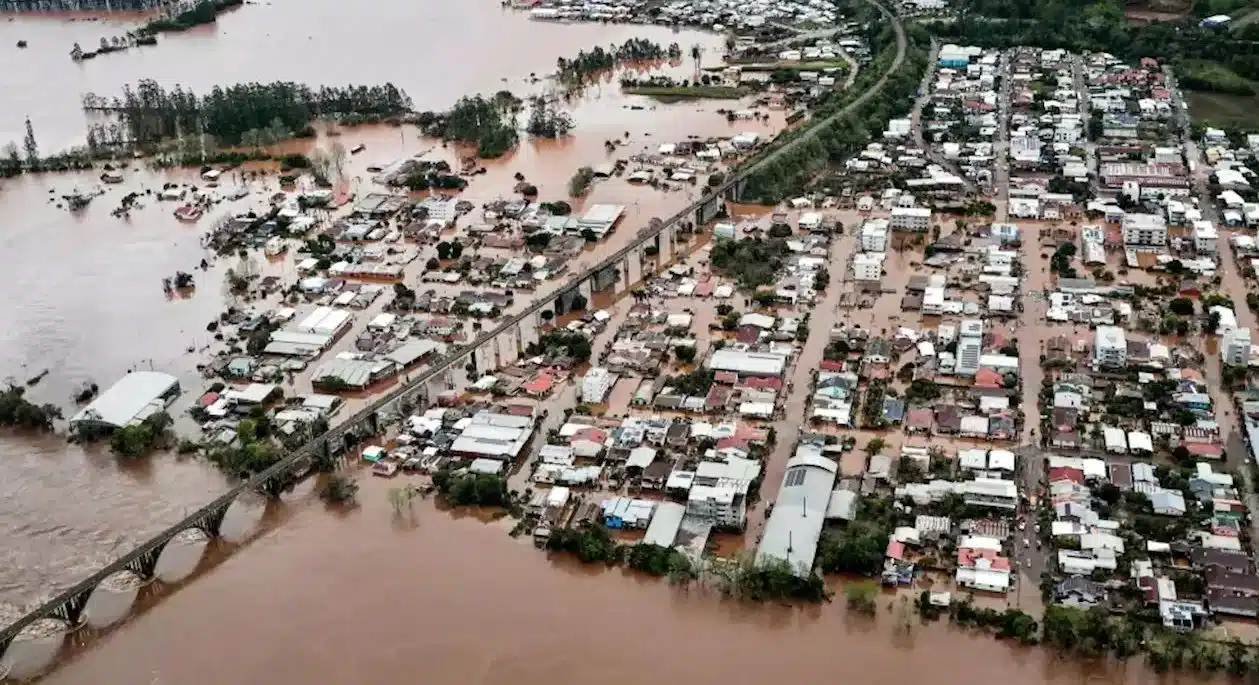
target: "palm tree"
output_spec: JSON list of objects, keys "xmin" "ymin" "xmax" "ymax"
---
[{"xmin": 690, "ymin": 44, "xmax": 703, "ymax": 82}]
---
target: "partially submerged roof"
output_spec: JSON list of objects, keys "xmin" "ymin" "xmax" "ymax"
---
[{"xmin": 71, "ymin": 372, "xmax": 180, "ymax": 429}]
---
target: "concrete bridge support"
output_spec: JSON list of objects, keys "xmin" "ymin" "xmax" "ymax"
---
[
  {"xmin": 657, "ymin": 225, "xmax": 675, "ymax": 265},
  {"xmin": 697, "ymin": 192, "xmax": 724, "ymax": 224}
]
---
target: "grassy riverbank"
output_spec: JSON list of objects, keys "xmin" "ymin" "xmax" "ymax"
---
[{"xmin": 623, "ymin": 85, "xmax": 750, "ymax": 101}]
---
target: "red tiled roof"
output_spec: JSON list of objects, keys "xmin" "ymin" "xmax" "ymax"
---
[
  {"xmin": 975, "ymin": 368, "xmax": 1003, "ymax": 389},
  {"xmin": 523, "ymin": 373, "xmax": 554, "ymax": 395},
  {"xmin": 1048, "ymin": 466, "xmax": 1085, "ymax": 484},
  {"xmin": 1188, "ymin": 443, "xmax": 1224, "ymax": 457},
  {"xmin": 570, "ymin": 427, "xmax": 608, "ymax": 444},
  {"xmin": 742, "ymin": 376, "xmax": 783, "ymax": 391},
  {"xmin": 957, "ymin": 548, "xmax": 1010, "ymax": 570},
  {"xmin": 886, "ymin": 540, "xmax": 906, "ymax": 560}
]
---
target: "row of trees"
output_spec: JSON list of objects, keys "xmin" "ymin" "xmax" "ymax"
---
[
  {"xmin": 556, "ymin": 39, "xmax": 683, "ymax": 87},
  {"xmin": 938, "ymin": 0, "xmax": 1259, "ymax": 84},
  {"xmin": 81, "ymin": 79, "xmax": 412, "ymax": 148},
  {"xmin": 740, "ymin": 23, "xmax": 931, "ymax": 203}
]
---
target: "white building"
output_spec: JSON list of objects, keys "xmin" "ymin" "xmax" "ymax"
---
[
  {"xmin": 860, "ymin": 219, "xmax": 889, "ymax": 252},
  {"xmin": 852, "ymin": 253, "xmax": 884, "ymax": 282},
  {"xmin": 890, "ymin": 206, "xmax": 931, "ymax": 232},
  {"xmin": 1222, "ymin": 327, "xmax": 1252, "ymax": 367},
  {"xmin": 755, "ymin": 446, "xmax": 838, "ymax": 575},
  {"xmin": 581, "ymin": 367, "xmax": 616, "ymax": 403},
  {"xmin": 1121, "ymin": 213, "xmax": 1168, "ymax": 247},
  {"xmin": 686, "ymin": 457, "xmax": 761, "ymax": 530},
  {"xmin": 1192, "ymin": 221, "xmax": 1218, "ymax": 254},
  {"xmin": 954, "ymin": 318, "xmax": 984, "ymax": 377},
  {"xmin": 1094, "ymin": 325, "xmax": 1127, "ymax": 367}
]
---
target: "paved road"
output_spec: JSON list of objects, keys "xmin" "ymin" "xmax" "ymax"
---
[{"xmin": 908, "ymin": 37, "xmax": 976, "ymax": 192}]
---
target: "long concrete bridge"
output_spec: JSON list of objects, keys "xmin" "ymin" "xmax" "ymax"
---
[{"xmin": 0, "ymin": 3, "xmax": 908, "ymax": 678}]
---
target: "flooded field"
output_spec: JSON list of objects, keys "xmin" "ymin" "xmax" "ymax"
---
[{"xmin": 0, "ymin": 0, "xmax": 768, "ymax": 608}]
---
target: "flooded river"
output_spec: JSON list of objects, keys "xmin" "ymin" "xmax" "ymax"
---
[
  {"xmin": 0, "ymin": 1, "xmax": 1216, "ymax": 683},
  {"xmin": 36, "ymin": 477, "xmax": 1203, "ymax": 685},
  {"xmin": 0, "ymin": 0, "xmax": 743, "ymax": 607}
]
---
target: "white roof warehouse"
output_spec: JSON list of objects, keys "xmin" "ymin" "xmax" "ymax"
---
[
  {"xmin": 450, "ymin": 411, "xmax": 537, "ymax": 461},
  {"xmin": 70, "ymin": 372, "xmax": 181, "ymax": 430},
  {"xmin": 707, "ymin": 349, "xmax": 789, "ymax": 377},
  {"xmin": 756, "ymin": 445, "xmax": 838, "ymax": 575}
]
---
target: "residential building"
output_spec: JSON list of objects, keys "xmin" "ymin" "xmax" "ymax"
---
[
  {"xmin": 1122, "ymin": 213, "xmax": 1168, "ymax": 247},
  {"xmin": 860, "ymin": 219, "xmax": 889, "ymax": 252},
  {"xmin": 580, "ymin": 367, "xmax": 616, "ymax": 404},
  {"xmin": 954, "ymin": 318, "xmax": 983, "ymax": 377},
  {"xmin": 1192, "ymin": 221, "xmax": 1218, "ymax": 254},
  {"xmin": 890, "ymin": 206, "xmax": 932, "ymax": 232},
  {"xmin": 1222, "ymin": 327, "xmax": 1251, "ymax": 367},
  {"xmin": 1094, "ymin": 325, "xmax": 1127, "ymax": 367},
  {"xmin": 686, "ymin": 457, "xmax": 762, "ymax": 530},
  {"xmin": 853, "ymin": 253, "xmax": 884, "ymax": 282}
]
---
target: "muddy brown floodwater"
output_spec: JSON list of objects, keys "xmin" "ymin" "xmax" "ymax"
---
[
  {"xmin": 0, "ymin": 0, "xmax": 744, "ymax": 608},
  {"xmin": 0, "ymin": 1, "xmax": 1218, "ymax": 682},
  {"xmin": 36, "ymin": 477, "xmax": 1206, "ymax": 685}
]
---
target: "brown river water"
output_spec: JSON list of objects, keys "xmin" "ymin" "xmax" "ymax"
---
[{"xmin": 0, "ymin": 1, "xmax": 1206, "ymax": 682}]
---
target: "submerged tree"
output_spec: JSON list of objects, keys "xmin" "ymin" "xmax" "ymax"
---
[{"xmin": 22, "ymin": 117, "xmax": 38, "ymax": 163}]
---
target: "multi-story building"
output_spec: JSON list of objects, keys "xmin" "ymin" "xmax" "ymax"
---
[
  {"xmin": 581, "ymin": 367, "xmax": 615, "ymax": 403},
  {"xmin": 686, "ymin": 457, "xmax": 761, "ymax": 530},
  {"xmin": 1193, "ymin": 221, "xmax": 1218, "ymax": 254},
  {"xmin": 890, "ymin": 206, "xmax": 931, "ymax": 232},
  {"xmin": 1222, "ymin": 327, "xmax": 1252, "ymax": 367},
  {"xmin": 954, "ymin": 318, "xmax": 984, "ymax": 377},
  {"xmin": 1122, "ymin": 213, "xmax": 1168, "ymax": 247},
  {"xmin": 1095, "ymin": 325, "xmax": 1128, "ymax": 367},
  {"xmin": 860, "ymin": 219, "xmax": 889, "ymax": 252},
  {"xmin": 852, "ymin": 253, "xmax": 884, "ymax": 282}
]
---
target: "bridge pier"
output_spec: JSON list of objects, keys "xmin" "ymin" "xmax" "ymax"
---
[{"xmin": 657, "ymin": 225, "xmax": 675, "ymax": 264}]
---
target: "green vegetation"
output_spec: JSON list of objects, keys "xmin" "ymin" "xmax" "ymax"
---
[
  {"xmin": 526, "ymin": 330, "xmax": 593, "ymax": 363},
  {"xmin": 845, "ymin": 581, "xmax": 879, "ymax": 615},
  {"xmin": 569, "ymin": 166, "xmax": 596, "ymax": 197},
  {"xmin": 318, "ymin": 474, "xmax": 360, "ymax": 505},
  {"xmin": 952, "ymin": 603, "xmax": 1040, "ymax": 644},
  {"xmin": 712, "ymin": 555, "xmax": 830, "ymax": 602},
  {"xmin": 0, "ymin": 386, "xmax": 61, "ymax": 431},
  {"xmin": 526, "ymin": 95, "xmax": 574, "ymax": 138},
  {"xmin": 144, "ymin": 0, "xmax": 242, "ymax": 33},
  {"xmin": 419, "ymin": 92, "xmax": 520, "ymax": 158},
  {"xmin": 1180, "ymin": 59, "xmax": 1257, "ymax": 95},
  {"xmin": 709, "ymin": 237, "xmax": 791, "ymax": 290},
  {"xmin": 665, "ymin": 368, "xmax": 716, "ymax": 396},
  {"xmin": 82, "ymin": 80, "xmax": 411, "ymax": 149},
  {"xmin": 739, "ymin": 23, "xmax": 929, "ymax": 203},
  {"xmin": 817, "ymin": 522, "xmax": 890, "ymax": 575},
  {"xmin": 432, "ymin": 465, "xmax": 510, "ymax": 507},
  {"xmin": 556, "ymin": 39, "xmax": 682, "ymax": 87},
  {"xmin": 939, "ymin": 0, "xmax": 1259, "ymax": 89},
  {"xmin": 547, "ymin": 522, "xmax": 619, "ymax": 562},
  {"xmin": 109, "ymin": 411, "xmax": 173, "ymax": 457},
  {"xmin": 626, "ymin": 543, "xmax": 696, "ymax": 582},
  {"xmin": 206, "ymin": 416, "xmax": 283, "ymax": 477},
  {"xmin": 622, "ymin": 86, "xmax": 750, "ymax": 100}
]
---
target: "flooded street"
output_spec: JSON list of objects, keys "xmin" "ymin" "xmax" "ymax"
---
[{"xmin": 0, "ymin": 0, "xmax": 756, "ymax": 608}]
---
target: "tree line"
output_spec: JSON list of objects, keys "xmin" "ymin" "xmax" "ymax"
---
[
  {"xmin": 556, "ymin": 39, "xmax": 683, "ymax": 87},
  {"xmin": 939, "ymin": 0, "xmax": 1259, "ymax": 85},
  {"xmin": 741, "ymin": 22, "xmax": 931, "ymax": 203},
  {"xmin": 81, "ymin": 79, "xmax": 412, "ymax": 149}
]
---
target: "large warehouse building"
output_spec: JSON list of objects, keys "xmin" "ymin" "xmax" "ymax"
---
[{"xmin": 70, "ymin": 371, "xmax": 181, "ymax": 431}]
